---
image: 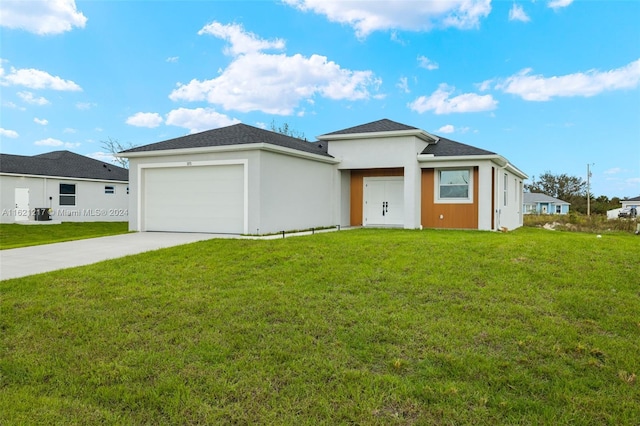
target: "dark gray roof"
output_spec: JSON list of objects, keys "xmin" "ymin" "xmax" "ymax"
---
[
  {"xmin": 625, "ymin": 195, "xmax": 640, "ymax": 202},
  {"xmin": 321, "ymin": 119, "xmax": 419, "ymax": 136},
  {"xmin": 421, "ymin": 136, "xmax": 496, "ymax": 157},
  {"xmin": 523, "ymin": 193, "xmax": 570, "ymax": 204},
  {"xmin": 0, "ymin": 151, "xmax": 128, "ymax": 181},
  {"xmin": 122, "ymin": 123, "xmax": 331, "ymax": 157}
]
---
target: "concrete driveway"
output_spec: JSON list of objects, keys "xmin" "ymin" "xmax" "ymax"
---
[{"xmin": 0, "ymin": 232, "xmax": 224, "ymax": 280}]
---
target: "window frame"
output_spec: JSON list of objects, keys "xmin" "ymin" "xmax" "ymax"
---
[
  {"xmin": 59, "ymin": 183, "xmax": 76, "ymax": 206},
  {"xmin": 435, "ymin": 168, "xmax": 473, "ymax": 204}
]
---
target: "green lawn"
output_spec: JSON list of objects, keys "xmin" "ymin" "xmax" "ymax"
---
[
  {"xmin": 1, "ymin": 228, "xmax": 638, "ymax": 424},
  {"xmin": 0, "ymin": 222, "xmax": 129, "ymax": 249}
]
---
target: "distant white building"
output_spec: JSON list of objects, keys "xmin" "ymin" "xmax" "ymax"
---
[
  {"xmin": 0, "ymin": 151, "xmax": 129, "ymax": 223},
  {"xmin": 607, "ymin": 195, "xmax": 640, "ymax": 219}
]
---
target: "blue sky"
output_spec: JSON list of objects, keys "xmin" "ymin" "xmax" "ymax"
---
[{"xmin": 1, "ymin": 0, "xmax": 638, "ymax": 198}]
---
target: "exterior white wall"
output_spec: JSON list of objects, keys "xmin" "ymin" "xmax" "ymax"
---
[
  {"xmin": 1, "ymin": 174, "xmax": 128, "ymax": 223},
  {"xmin": 495, "ymin": 167, "xmax": 524, "ymax": 230},
  {"xmin": 257, "ymin": 151, "xmax": 335, "ymax": 234},
  {"xmin": 329, "ymin": 135, "xmax": 429, "ymax": 229}
]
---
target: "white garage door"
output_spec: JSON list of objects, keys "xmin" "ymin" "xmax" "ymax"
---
[{"xmin": 143, "ymin": 164, "xmax": 245, "ymax": 233}]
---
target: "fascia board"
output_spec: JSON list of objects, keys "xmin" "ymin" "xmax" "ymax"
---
[
  {"xmin": 318, "ymin": 129, "xmax": 438, "ymax": 143},
  {"xmin": 0, "ymin": 172, "xmax": 128, "ymax": 183},
  {"xmin": 118, "ymin": 143, "xmax": 339, "ymax": 164},
  {"xmin": 417, "ymin": 154, "xmax": 528, "ymax": 179}
]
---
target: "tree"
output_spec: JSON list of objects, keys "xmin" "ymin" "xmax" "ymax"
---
[
  {"xmin": 101, "ymin": 137, "xmax": 135, "ymax": 169},
  {"xmin": 269, "ymin": 120, "xmax": 306, "ymax": 140},
  {"xmin": 525, "ymin": 171, "xmax": 587, "ymax": 201}
]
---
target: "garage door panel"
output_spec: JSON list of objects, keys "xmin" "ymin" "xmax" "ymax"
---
[{"xmin": 143, "ymin": 164, "xmax": 244, "ymax": 233}]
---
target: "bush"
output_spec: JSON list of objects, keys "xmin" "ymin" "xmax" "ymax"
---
[{"xmin": 523, "ymin": 213, "xmax": 638, "ymax": 233}]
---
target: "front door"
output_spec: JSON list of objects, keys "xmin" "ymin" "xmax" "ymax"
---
[
  {"xmin": 363, "ymin": 177, "xmax": 404, "ymax": 226},
  {"xmin": 15, "ymin": 188, "xmax": 30, "ymax": 222}
]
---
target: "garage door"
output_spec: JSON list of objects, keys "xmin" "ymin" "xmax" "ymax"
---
[{"xmin": 143, "ymin": 164, "xmax": 244, "ymax": 233}]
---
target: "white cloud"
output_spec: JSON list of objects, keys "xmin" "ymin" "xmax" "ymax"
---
[
  {"xmin": 2, "ymin": 66, "xmax": 82, "ymax": 91},
  {"xmin": 418, "ymin": 55, "xmax": 439, "ymax": 70},
  {"xmin": 438, "ymin": 124, "xmax": 455, "ymax": 133},
  {"xmin": 18, "ymin": 91, "xmax": 50, "ymax": 105},
  {"xmin": 397, "ymin": 77, "xmax": 410, "ymax": 93},
  {"xmin": 126, "ymin": 112, "xmax": 163, "ymax": 128},
  {"xmin": 548, "ymin": 0, "xmax": 573, "ymax": 10},
  {"xmin": 170, "ymin": 22, "xmax": 380, "ymax": 115},
  {"xmin": 87, "ymin": 151, "xmax": 118, "ymax": 164},
  {"xmin": 0, "ymin": 0, "xmax": 87, "ymax": 35},
  {"xmin": 198, "ymin": 22, "xmax": 285, "ymax": 56},
  {"xmin": 166, "ymin": 56, "xmax": 179, "ymax": 63},
  {"xmin": 496, "ymin": 59, "xmax": 640, "ymax": 101},
  {"xmin": 76, "ymin": 102, "xmax": 96, "ymax": 110},
  {"xmin": 0, "ymin": 128, "xmax": 19, "ymax": 138},
  {"xmin": 165, "ymin": 107, "xmax": 241, "ymax": 134},
  {"xmin": 604, "ymin": 168, "xmax": 623, "ymax": 175},
  {"xmin": 34, "ymin": 137, "xmax": 80, "ymax": 148},
  {"xmin": 509, "ymin": 4, "xmax": 530, "ymax": 22},
  {"xmin": 409, "ymin": 83, "xmax": 498, "ymax": 114},
  {"xmin": 283, "ymin": 0, "xmax": 492, "ymax": 38},
  {"xmin": 63, "ymin": 127, "xmax": 76, "ymax": 133},
  {"xmin": 34, "ymin": 117, "xmax": 48, "ymax": 125}
]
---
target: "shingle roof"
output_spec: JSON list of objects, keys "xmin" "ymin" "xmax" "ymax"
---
[
  {"xmin": 523, "ymin": 193, "xmax": 570, "ymax": 204},
  {"xmin": 321, "ymin": 119, "xmax": 419, "ymax": 136},
  {"xmin": 122, "ymin": 123, "xmax": 332, "ymax": 157},
  {"xmin": 421, "ymin": 136, "xmax": 496, "ymax": 157},
  {"xmin": 625, "ymin": 195, "xmax": 640, "ymax": 202},
  {"xmin": 0, "ymin": 151, "xmax": 128, "ymax": 181}
]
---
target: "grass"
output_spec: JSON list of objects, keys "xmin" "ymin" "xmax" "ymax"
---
[
  {"xmin": 0, "ymin": 222, "xmax": 129, "ymax": 249},
  {"xmin": 1, "ymin": 228, "xmax": 638, "ymax": 424}
]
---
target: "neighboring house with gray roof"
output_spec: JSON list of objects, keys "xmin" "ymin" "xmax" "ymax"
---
[
  {"xmin": 523, "ymin": 193, "xmax": 570, "ymax": 215},
  {"xmin": 119, "ymin": 119, "xmax": 528, "ymax": 234},
  {"xmin": 0, "ymin": 150, "xmax": 129, "ymax": 223}
]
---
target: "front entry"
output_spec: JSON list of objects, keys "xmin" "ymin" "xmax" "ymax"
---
[
  {"xmin": 15, "ymin": 188, "xmax": 29, "ymax": 222},
  {"xmin": 363, "ymin": 177, "xmax": 404, "ymax": 226}
]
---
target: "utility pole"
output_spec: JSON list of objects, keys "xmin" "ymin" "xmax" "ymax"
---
[{"xmin": 587, "ymin": 163, "xmax": 593, "ymax": 216}]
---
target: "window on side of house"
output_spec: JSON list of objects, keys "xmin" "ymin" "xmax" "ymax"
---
[
  {"xmin": 556, "ymin": 205, "xmax": 562, "ymax": 214},
  {"xmin": 105, "ymin": 185, "xmax": 115, "ymax": 194},
  {"xmin": 60, "ymin": 183, "xmax": 76, "ymax": 206},
  {"xmin": 503, "ymin": 173, "xmax": 508, "ymax": 206},
  {"xmin": 439, "ymin": 169, "xmax": 470, "ymax": 199}
]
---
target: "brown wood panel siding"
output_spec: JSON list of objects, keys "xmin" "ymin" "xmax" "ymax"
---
[
  {"xmin": 421, "ymin": 167, "xmax": 479, "ymax": 229},
  {"xmin": 350, "ymin": 168, "xmax": 404, "ymax": 226}
]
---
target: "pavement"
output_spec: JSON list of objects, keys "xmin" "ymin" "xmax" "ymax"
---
[{"xmin": 0, "ymin": 232, "xmax": 226, "ymax": 280}]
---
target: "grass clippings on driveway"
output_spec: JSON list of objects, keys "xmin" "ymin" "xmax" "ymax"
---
[
  {"xmin": 1, "ymin": 228, "xmax": 638, "ymax": 424},
  {"xmin": 0, "ymin": 222, "xmax": 129, "ymax": 249}
]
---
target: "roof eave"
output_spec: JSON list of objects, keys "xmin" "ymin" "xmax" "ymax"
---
[
  {"xmin": 0, "ymin": 172, "xmax": 128, "ymax": 183},
  {"xmin": 417, "ymin": 154, "xmax": 528, "ymax": 179},
  {"xmin": 318, "ymin": 129, "xmax": 439, "ymax": 143},
  {"xmin": 118, "ymin": 143, "xmax": 339, "ymax": 164}
]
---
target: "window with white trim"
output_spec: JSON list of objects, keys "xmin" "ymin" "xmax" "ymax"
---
[
  {"xmin": 503, "ymin": 173, "xmax": 508, "ymax": 206},
  {"xmin": 60, "ymin": 183, "xmax": 76, "ymax": 206},
  {"xmin": 439, "ymin": 169, "xmax": 470, "ymax": 199}
]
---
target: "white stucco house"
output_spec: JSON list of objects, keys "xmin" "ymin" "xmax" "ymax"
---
[
  {"xmin": 523, "ymin": 193, "xmax": 570, "ymax": 215},
  {"xmin": 120, "ymin": 119, "xmax": 527, "ymax": 234},
  {"xmin": 0, "ymin": 151, "xmax": 129, "ymax": 223}
]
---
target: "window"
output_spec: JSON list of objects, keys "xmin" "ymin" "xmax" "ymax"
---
[
  {"xmin": 439, "ymin": 170, "xmax": 469, "ymax": 199},
  {"xmin": 555, "ymin": 205, "xmax": 562, "ymax": 214},
  {"xmin": 60, "ymin": 183, "xmax": 76, "ymax": 206},
  {"xmin": 105, "ymin": 185, "xmax": 115, "ymax": 194},
  {"xmin": 503, "ymin": 173, "xmax": 508, "ymax": 206}
]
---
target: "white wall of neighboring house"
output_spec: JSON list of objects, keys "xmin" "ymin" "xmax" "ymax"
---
[{"xmin": 0, "ymin": 174, "xmax": 129, "ymax": 223}]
